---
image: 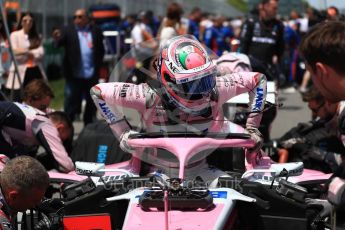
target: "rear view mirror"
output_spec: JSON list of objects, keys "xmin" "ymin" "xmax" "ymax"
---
[{"xmin": 75, "ymin": 162, "xmax": 105, "ymax": 176}]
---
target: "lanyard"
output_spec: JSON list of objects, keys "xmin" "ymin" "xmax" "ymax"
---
[{"xmin": 82, "ymin": 31, "xmax": 93, "ymax": 49}]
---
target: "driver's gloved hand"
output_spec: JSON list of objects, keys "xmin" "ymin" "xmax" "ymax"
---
[
  {"xmin": 120, "ymin": 130, "xmax": 139, "ymax": 153},
  {"xmin": 245, "ymin": 127, "xmax": 263, "ymax": 153},
  {"xmin": 306, "ymin": 198, "xmax": 332, "ymax": 219}
]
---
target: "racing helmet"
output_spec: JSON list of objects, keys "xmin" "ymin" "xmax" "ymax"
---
[{"xmin": 157, "ymin": 35, "xmax": 217, "ymax": 115}]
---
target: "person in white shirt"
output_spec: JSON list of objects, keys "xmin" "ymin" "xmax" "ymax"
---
[{"xmin": 158, "ymin": 2, "xmax": 184, "ymax": 48}]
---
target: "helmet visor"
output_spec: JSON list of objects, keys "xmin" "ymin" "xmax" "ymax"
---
[{"xmin": 176, "ymin": 72, "xmax": 216, "ymax": 95}]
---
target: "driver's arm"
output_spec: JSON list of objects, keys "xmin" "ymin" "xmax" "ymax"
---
[
  {"xmin": 90, "ymin": 82, "xmax": 149, "ymax": 139},
  {"xmin": 217, "ymin": 72, "xmax": 267, "ymax": 128}
]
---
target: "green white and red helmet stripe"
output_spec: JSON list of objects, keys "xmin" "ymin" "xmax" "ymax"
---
[{"xmin": 157, "ymin": 35, "xmax": 217, "ymax": 115}]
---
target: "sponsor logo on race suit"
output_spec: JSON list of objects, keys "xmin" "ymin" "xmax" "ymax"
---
[
  {"xmin": 98, "ymin": 102, "xmax": 117, "ymax": 123},
  {"xmin": 120, "ymin": 84, "xmax": 130, "ymax": 97},
  {"xmin": 253, "ymin": 87, "xmax": 264, "ymax": 111}
]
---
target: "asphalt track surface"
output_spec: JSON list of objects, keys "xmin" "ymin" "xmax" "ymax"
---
[{"xmin": 270, "ymin": 89, "xmax": 310, "ymax": 139}]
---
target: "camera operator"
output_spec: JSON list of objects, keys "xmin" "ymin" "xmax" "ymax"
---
[
  {"xmin": 0, "ymin": 156, "xmax": 49, "ymax": 229},
  {"xmin": 299, "ymin": 20, "xmax": 345, "ymax": 223},
  {"xmin": 274, "ymin": 87, "xmax": 344, "ymax": 173}
]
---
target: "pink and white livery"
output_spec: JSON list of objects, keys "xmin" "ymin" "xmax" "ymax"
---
[{"xmin": 91, "ymin": 35, "xmax": 267, "ymax": 181}]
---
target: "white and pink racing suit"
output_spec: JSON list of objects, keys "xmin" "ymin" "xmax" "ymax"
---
[
  {"xmin": 216, "ymin": 52, "xmax": 252, "ymax": 75},
  {"xmin": 0, "ymin": 102, "xmax": 74, "ymax": 172},
  {"xmin": 91, "ymin": 72, "xmax": 267, "ymax": 185}
]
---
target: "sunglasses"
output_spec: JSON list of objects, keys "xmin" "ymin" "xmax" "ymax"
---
[{"xmin": 73, "ymin": 15, "xmax": 84, "ymax": 19}]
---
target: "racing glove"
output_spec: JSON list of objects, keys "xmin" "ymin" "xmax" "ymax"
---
[
  {"xmin": 120, "ymin": 130, "xmax": 139, "ymax": 153},
  {"xmin": 245, "ymin": 127, "xmax": 263, "ymax": 153}
]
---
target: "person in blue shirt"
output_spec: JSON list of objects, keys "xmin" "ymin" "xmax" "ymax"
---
[
  {"xmin": 204, "ymin": 16, "xmax": 234, "ymax": 56},
  {"xmin": 121, "ymin": 14, "xmax": 136, "ymax": 38},
  {"xmin": 53, "ymin": 8, "xmax": 104, "ymax": 126},
  {"xmin": 283, "ymin": 21, "xmax": 301, "ymax": 84},
  {"xmin": 187, "ymin": 7, "xmax": 202, "ymax": 40},
  {"xmin": 146, "ymin": 10, "xmax": 160, "ymax": 37}
]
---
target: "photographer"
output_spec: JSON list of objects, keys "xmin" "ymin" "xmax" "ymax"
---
[
  {"xmin": 274, "ymin": 87, "xmax": 344, "ymax": 173},
  {"xmin": 299, "ymin": 20, "xmax": 345, "ymax": 222},
  {"xmin": 0, "ymin": 156, "xmax": 49, "ymax": 229}
]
